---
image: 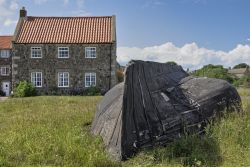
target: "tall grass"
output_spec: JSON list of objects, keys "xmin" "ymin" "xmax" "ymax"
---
[
  {"xmin": 123, "ymin": 99, "xmax": 250, "ymax": 167},
  {"xmin": 237, "ymin": 87, "xmax": 250, "ymax": 96},
  {"xmin": 0, "ymin": 96, "xmax": 119, "ymax": 167},
  {"xmin": 0, "ymin": 95, "xmax": 249, "ymax": 167}
]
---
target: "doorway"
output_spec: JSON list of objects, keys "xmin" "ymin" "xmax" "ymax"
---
[{"xmin": 2, "ymin": 82, "xmax": 10, "ymax": 96}]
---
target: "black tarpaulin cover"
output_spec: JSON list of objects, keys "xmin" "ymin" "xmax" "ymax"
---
[{"xmin": 91, "ymin": 60, "xmax": 241, "ymax": 160}]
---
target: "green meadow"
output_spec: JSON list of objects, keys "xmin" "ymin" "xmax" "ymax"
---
[{"xmin": 0, "ymin": 89, "xmax": 250, "ymax": 167}]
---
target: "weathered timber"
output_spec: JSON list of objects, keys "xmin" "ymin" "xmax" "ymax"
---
[{"xmin": 91, "ymin": 60, "xmax": 242, "ymax": 160}]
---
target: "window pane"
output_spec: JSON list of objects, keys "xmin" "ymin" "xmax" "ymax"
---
[
  {"xmin": 85, "ymin": 73, "xmax": 96, "ymax": 87},
  {"xmin": 58, "ymin": 47, "xmax": 69, "ymax": 58},
  {"xmin": 1, "ymin": 50, "xmax": 10, "ymax": 58},
  {"xmin": 58, "ymin": 72, "xmax": 69, "ymax": 87},
  {"xmin": 85, "ymin": 47, "xmax": 96, "ymax": 58},
  {"xmin": 0, "ymin": 67, "xmax": 9, "ymax": 76},
  {"xmin": 31, "ymin": 48, "xmax": 42, "ymax": 58},
  {"xmin": 31, "ymin": 72, "xmax": 42, "ymax": 87}
]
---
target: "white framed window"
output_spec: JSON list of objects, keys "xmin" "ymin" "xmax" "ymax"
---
[
  {"xmin": 31, "ymin": 47, "xmax": 42, "ymax": 58},
  {"xmin": 0, "ymin": 67, "xmax": 10, "ymax": 76},
  {"xmin": 85, "ymin": 47, "xmax": 96, "ymax": 58},
  {"xmin": 31, "ymin": 72, "xmax": 42, "ymax": 87},
  {"xmin": 85, "ymin": 72, "xmax": 96, "ymax": 87},
  {"xmin": 58, "ymin": 72, "xmax": 69, "ymax": 87},
  {"xmin": 58, "ymin": 47, "xmax": 69, "ymax": 58},
  {"xmin": 1, "ymin": 50, "xmax": 10, "ymax": 58}
]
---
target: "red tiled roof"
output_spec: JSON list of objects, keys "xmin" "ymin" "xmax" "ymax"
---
[
  {"xmin": 15, "ymin": 16, "xmax": 114, "ymax": 44},
  {"xmin": 0, "ymin": 36, "xmax": 12, "ymax": 49}
]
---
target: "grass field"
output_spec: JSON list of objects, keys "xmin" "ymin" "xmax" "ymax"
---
[
  {"xmin": 237, "ymin": 87, "xmax": 250, "ymax": 97},
  {"xmin": 0, "ymin": 89, "xmax": 250, "ymax": 167}
]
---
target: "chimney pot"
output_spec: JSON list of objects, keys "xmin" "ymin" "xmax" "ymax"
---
[{"xmin": 20, "ymin": 7, "xmax": 27, "ymax": 18}]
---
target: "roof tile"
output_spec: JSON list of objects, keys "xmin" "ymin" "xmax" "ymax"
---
[
  {"xmin": 16, "ymin": 16, "xmax": 113, "ymax": 44},
  {"xmin": 0, "ymin": 36, "xmax": 12, "ymax": 49}
]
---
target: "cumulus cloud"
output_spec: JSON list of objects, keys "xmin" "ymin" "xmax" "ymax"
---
[
  {"xmin": 117, "ymin": 42, "xmax": 250, "ymax": 70},
  {"xmin": 0, "ymin": 0, "xmax": 18, "ymax": 33},
  {"xmin": 4, "ymin": 18, "xmax": 17, "ymax": 26}
]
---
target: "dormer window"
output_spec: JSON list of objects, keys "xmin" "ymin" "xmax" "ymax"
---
[
  {"xmin": 85, "ymin": 47, "xmax": 96, "ymax": 58},
  {"xmin": 31, "ymin": 47, "xmax": 42, "ymax": 58},
  {"xmin": 58, "ymin": 47, "xmax": 69, "ymax": 58}
]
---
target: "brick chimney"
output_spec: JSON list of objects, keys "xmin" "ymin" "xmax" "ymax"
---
[{"xmin": 20, "ymin": 7, "xmax": 27, "ymax": 18}]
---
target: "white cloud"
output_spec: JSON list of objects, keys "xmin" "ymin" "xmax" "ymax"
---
[
  {"xmin": 247, "ymin": 38, "xmax": 250, "ymax": 41},
  {"xmin": 0, "ymin": 0, "xmax": 19, "ymax": 34},
  {"xmin": 117, "ymin": 42, "xmax": 250, "ymax": 70},
  {"xmin": 4, "ymin": 18, "xmax": 17, "ymax": 26}
]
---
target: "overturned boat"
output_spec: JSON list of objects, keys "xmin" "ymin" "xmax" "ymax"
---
[{"xmin": 91, "ymin": 60, "xmax": 241, "ymax": 160}]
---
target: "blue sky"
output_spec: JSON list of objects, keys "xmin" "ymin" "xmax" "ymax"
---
[{"xmin": 0, "ymin": 0, "xmax": 250, "ymax": 69}]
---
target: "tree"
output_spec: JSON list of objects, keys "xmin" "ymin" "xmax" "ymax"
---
[
  {"xmin": 191, "ymin": 64, "xmax": 235, "ymax": 83},
  {"xmin": 233, "ymin": 63, "xmax": 249, "ymax": 69}
]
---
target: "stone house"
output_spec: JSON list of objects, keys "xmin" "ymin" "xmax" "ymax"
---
[
  {"xmin": 12, "ymin": 7, "xmax": 117, "ymax": 94},
  {"xmin": 0, "ymin": 36, "xmax": 12, "ymax": 96},
  {"xmin": 228, "ymin": 68, "xmax": 250, "ymax": 78}
]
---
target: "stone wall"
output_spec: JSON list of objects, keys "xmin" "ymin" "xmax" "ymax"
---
[
  {"xmin": 0, "ymin": 49, "xmax": 12, "ymax": 93},
  {"xmin": 12, "ymin": 43, "xmax": 117, "ymax": 94}
]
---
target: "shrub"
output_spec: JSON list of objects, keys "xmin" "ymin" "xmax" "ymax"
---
[
  {"xmin": 13, "ymin": 81, "xmax": 37, "ymax": 97},
  {"xmin": 85, "ymin": 86, "xmax": 101, "ymax": 96},
  {"xmin": 117, "ymin": 69, "xmax": 124, "ymax": 83},
  {"xmin": 191, "ymin": 64, "xmax": 235, "ymax": 84},
  {"xmin": 239, "ymin": 74, "xmax": 250, "ymax": 87},
  {"xmin": 233, "ymin": 63, "xmax": 249, "ymax": 69}
]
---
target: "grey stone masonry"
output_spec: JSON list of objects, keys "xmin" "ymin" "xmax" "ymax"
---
[
  {"xmin": 12, "ymin": 43, "xmax": 117, "ymax": 94},
  {"xmin": 0, "ymin": 49, "xmax": 12, "ymax": 93}
]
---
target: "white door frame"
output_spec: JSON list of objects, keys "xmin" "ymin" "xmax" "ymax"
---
[{"xmin": 2, "ymin": 81, "xmax": 10, "ymax": 96}]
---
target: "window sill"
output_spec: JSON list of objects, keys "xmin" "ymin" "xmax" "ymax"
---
[{"xmin": 58, "ymin": 57, "xmax": 70, "ymax": 59}]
